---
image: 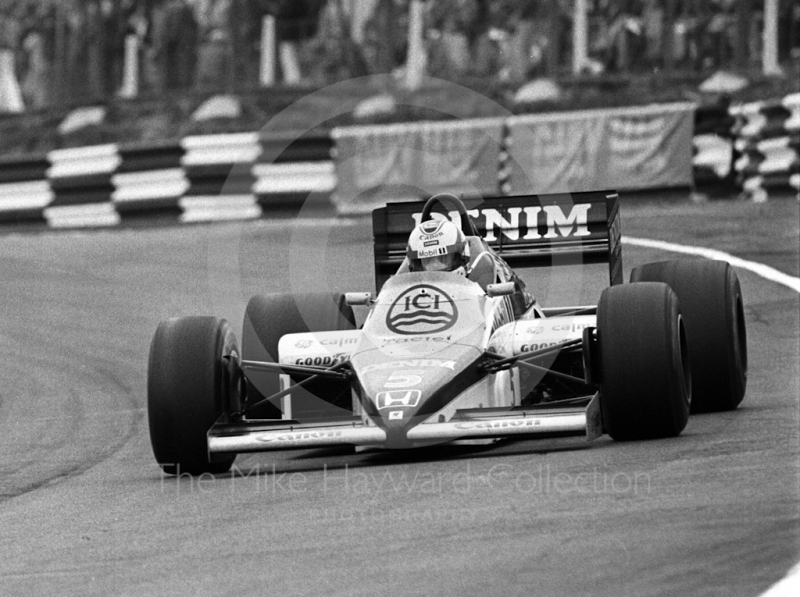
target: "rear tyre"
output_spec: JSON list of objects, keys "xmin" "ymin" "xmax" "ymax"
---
[
  {"xmin": 242, "ymin": 293, "xmax": 356, "ymax": 418},
  {"xmin": 597, "ymin": 283, "xmax": 691, "ymax": 440},
  {"xmin": 630, "ymin": 260, "xmax": 747, "ymax": 412},
  {"xmin": 148, "ymin": 317, "xmax": 239, "ymax": 476}
]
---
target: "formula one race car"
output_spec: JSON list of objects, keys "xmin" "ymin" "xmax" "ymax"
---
[{"xmin": 147, "ymin": 191, "xmax": 747, "ymax": 475}]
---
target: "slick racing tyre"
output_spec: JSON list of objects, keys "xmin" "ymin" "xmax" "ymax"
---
[
  {"xmin": 597, "ymin": 283, "xmax": 691, "ymax": 440},
  {"xmin": 630, "ymin": 260, "xmax": 747, "ymax": 412},
  {"xmin": 241, "ymin": 293, "xmax": 356, "ymax": 420},
  {"xmin": 148, "ymin": 317, "xmax": 240, "ymax": 476}
]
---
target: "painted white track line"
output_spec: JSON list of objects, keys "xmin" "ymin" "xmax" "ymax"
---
[
  {"xmin": 623, "ymin": 236, "xmax": 800, "ymax": 293},
  {"xmin": 624, "ymin": 235, "xmax": 800, "ymax": 597},
  {"xmin": 757, "ymin": 562, "xmax": 800, "ymax": 597}
]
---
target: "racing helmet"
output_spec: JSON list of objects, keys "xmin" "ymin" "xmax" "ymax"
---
[{"xmin": 407, "ymin": 218, "xmax": 468, "ymax": 273}]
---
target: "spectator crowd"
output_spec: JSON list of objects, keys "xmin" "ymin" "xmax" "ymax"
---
[{"xmin": 0, "ymin": 0, "xmax": 798, "ymax": 113}]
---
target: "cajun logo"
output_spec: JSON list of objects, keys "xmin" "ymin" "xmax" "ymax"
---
[{"xmin": 386, "ymin": 284, "xmax": 458, "ymax": 335}]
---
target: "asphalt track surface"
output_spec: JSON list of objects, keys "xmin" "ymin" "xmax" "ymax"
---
[{"xmin": 0, "ymin": 194, "xmax": 798, "ymax": 596}]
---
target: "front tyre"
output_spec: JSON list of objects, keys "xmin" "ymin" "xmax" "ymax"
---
[
  {"xmin": 148, "ymin": 317, "xmax": 240, "ymax": 476},
  {"xmin": 597, "ymin": 283, "xmax": 691, "ymax": 440},
  {"xmin": 241, "ymin": 293, "xmax": 355, "ymax": 419}
]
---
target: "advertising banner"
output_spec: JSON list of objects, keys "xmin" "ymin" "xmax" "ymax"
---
[
  {"xmin": 332, "ymin": 118, "xmax": 503, "ymax": 214},
  {"xmin": 507, "ymin": 103, "xmax": 695, "ymax": 194},
  {"xmin": 505, "ymin": 111, "xmax": 606, "ymax": 194}
]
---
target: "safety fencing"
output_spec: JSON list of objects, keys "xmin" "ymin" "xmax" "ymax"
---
[{"xmin": 0, "ymin": 98, "xmax": 795, "ymax": 230}]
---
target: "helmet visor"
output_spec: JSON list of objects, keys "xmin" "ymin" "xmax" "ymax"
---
[{"xmin": 421, "ymin": 252, "xmax": 458, "ymax": 271}]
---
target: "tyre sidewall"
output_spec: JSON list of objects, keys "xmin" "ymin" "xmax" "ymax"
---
[
  {"xmin": 148, "ymin": 317, "xmax": 238, "ymax": 475},
  {"xmin": 598, "ymin": 283, "xmax": 691, "ymax": 440}
]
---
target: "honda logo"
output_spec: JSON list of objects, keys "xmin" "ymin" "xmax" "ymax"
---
[{"xmin": 376, "ymin": 390, "xmax": 422, "ymax": 410}]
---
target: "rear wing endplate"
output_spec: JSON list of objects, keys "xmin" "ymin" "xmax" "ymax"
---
[{"xmin": 372, "ymin": 191, "xmax": 623, "ymax": 292}]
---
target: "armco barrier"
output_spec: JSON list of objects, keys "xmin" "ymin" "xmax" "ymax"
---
[
  {"xmin": 113, "ymin": 140, "xmax": 188, "ymax": 219},
  {"xmin": 692, "ymin": 103, "xmax": 736, "ymax": 195},
  {"xmin": 0, "ymin": 133, "xmax": 336, "ymax": 229},
  {"xmin": 254, "ymin": 133, "xmax": 336, "ymax": 210},
  {"xmin": 46, "ymin": 144, "xmax": 120, "ymax": 228},
  {"xmin": 731, "ymin": 93, "xmax": 800, "ymax": 202},
  {"xmin": 0, "ymin": 153, "xmax": 51, "ymax": 224},
  {"xmin": 180, "ymin": 133, "xmax": 262, "ymax": 222}
]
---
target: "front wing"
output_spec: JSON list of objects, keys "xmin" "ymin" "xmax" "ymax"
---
[{"xmin": 208, "ymin": 394, "xmax": 603, "ymax": 455}]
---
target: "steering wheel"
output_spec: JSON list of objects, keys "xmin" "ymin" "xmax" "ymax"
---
[{"xmin": 420, "ymin": 192, "xmax": 479, "ymax": 236}]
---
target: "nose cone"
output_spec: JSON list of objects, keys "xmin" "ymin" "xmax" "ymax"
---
[
  {"xmin": 368, "ymin": 385, "xmax": 431, "ymax": 447},
  {"xmin": 352, "ymin": 344, "xmax": 484, "ymax": 447},
  {"xmin": 363, "ymin": 393, "xmax": 442, "ymax": 450},
  {"xmin": 352, "ymin": 272, "xmax": 488, "ymax": 446}
]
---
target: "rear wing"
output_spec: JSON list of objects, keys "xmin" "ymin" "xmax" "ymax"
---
[{"xmin": 372, "ymin": 191, "xmax": 622, "ymax": 292}]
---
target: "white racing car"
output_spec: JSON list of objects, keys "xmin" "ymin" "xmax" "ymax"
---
[{"xmin": 147, "ymin": 191, "xmax": 747, "ymax": 475}]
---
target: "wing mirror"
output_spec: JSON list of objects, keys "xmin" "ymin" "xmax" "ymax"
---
[
  {"xmin": 345, "ymin": 292, "xmax": 373, "ymax": 306},
  {"xmin": 486, "ymin": 282, "xmax": 515, "ymax": 298}
]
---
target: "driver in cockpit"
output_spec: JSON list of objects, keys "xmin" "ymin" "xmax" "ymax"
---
[
  {"xmin": 406, "ymin": 217, "xmax": 539, "ymax": 317},
  {"xmin": 406, "ymin": 217, "xmax": 500, "ymax": 292},
  {"xmin": 406, "ymin": 218, "xmax": 470, "ymax": 275}
]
